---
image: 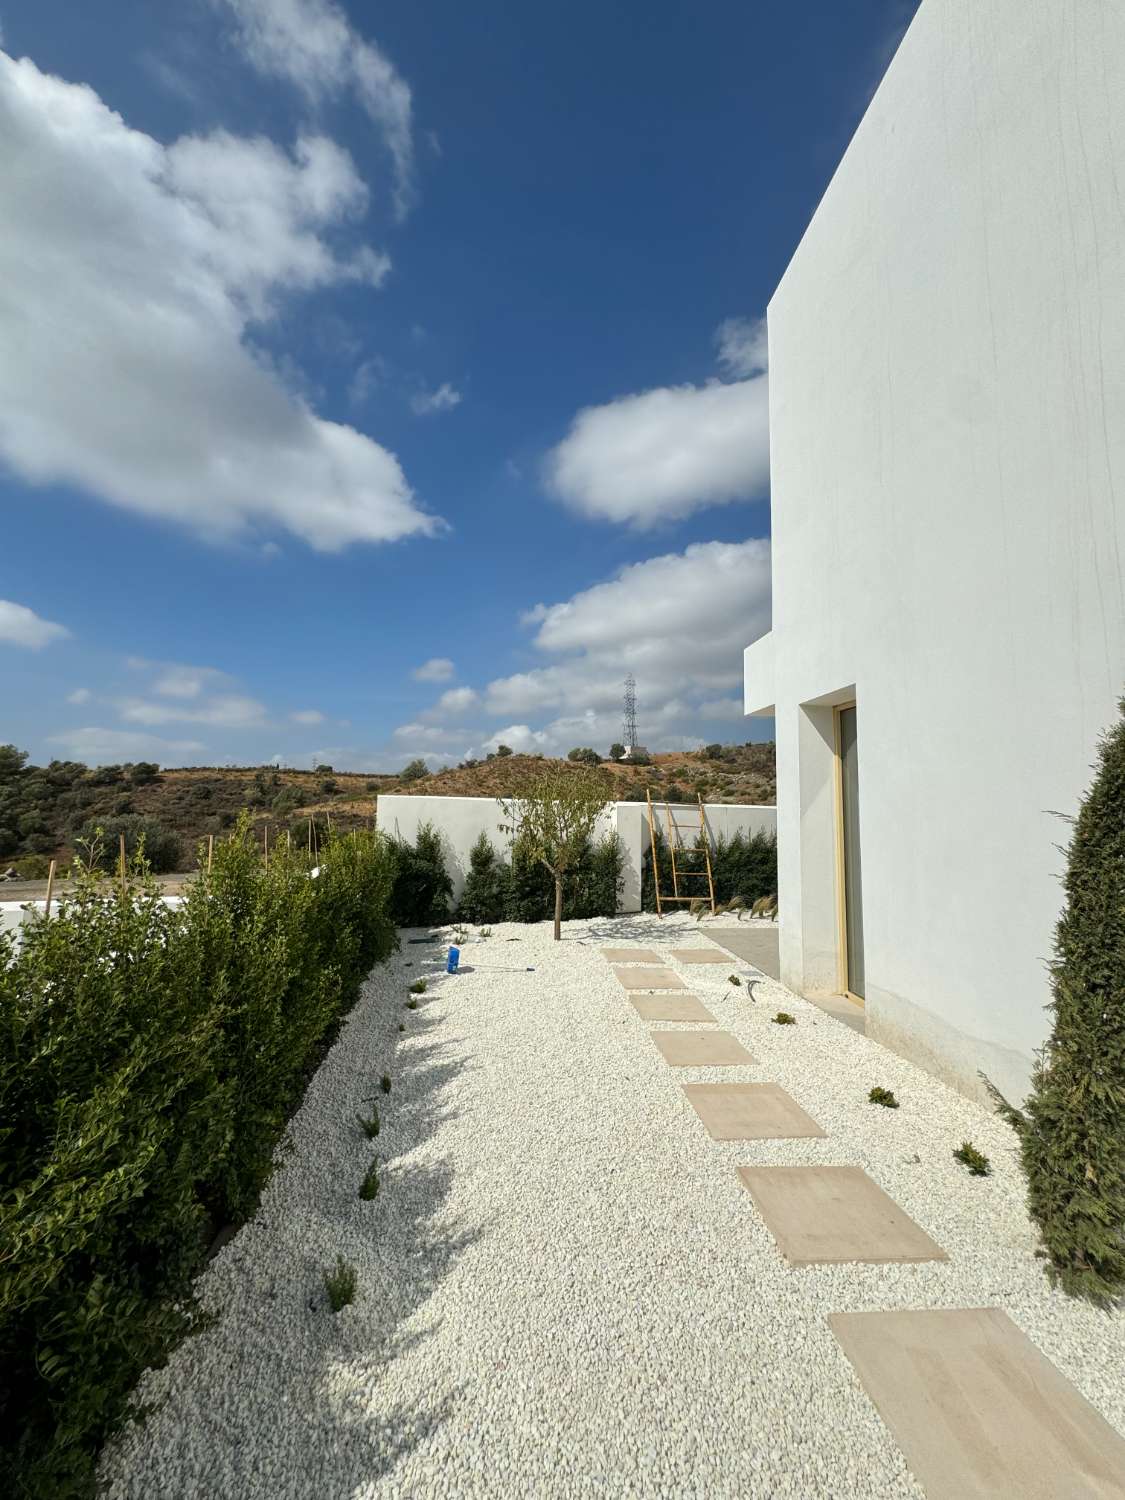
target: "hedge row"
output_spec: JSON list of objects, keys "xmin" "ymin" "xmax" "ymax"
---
[
  {"xmin": 0, "ymin": 820, "xmax": 397, "ymax": 1498},
  {"xmin": 389, "ymin": 824, "xmax": 624, "ymax": 927},
  {"xmin": 642, "ymin": 826, "xmax": 777, "ymax": 911}
]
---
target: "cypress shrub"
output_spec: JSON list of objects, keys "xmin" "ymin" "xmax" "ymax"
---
[
  {"xmin": 457, "ymin": 833, "xmax": 509, "ymax": 924},
  {"xmin": 504, "ymin": 835, "xmax": 556, "ymax": 922},
  {"xmin": 0, "ymin": 820, "xmax": 396, "ymax": 1496},
  {"xmin": 990, "ymin": 702, "xmax": 1125, "ymax": 1303},
  {"xmin": 642, "ymin": 826, "xmax": 777, "ymax": 910},
  {"xmin": 388, "ymin": 823, "xmax": 453, "ymax": 927}
]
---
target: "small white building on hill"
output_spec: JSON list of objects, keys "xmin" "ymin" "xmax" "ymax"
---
[{"xmin": 745, "ymin": 0, "xmax": 1125, "ymax": 1104}]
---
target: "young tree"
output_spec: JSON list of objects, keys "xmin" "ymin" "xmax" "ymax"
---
[
  {"xmin": 988, "ymin": 700, "xmax": 1125, "ymax": 1302},
  {"xmin": 399, "ymin": 758, "xmax": 429, "ymax": 783},
  {"xmin": 609, "ymin": 742, "xmax": 625, "ymax": 762},
  {"xmin": 500, "ymin": 764, "xmax": 612, "ymax": 940}
]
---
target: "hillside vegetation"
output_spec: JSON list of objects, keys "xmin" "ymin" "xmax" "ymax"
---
[{"xmin": 0, "ymin": 742, "xmax": 774, "ymax": 875}]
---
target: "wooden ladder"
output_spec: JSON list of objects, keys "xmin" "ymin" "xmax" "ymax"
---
[{"xmin": 646, "ymin": 789, "xmax": 716, "ymax": 916}]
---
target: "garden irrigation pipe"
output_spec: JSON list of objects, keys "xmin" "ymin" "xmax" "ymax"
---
[{"xmin": 446, "ymin": 946, "xmax": 534, "ymax": 973}]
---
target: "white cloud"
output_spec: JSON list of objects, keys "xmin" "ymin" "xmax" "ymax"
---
[
  {"xmin": 47, "ymin": 727, "xmax": 206, "ymax": 764},
  {"xmin": 0, "ymin": 598, "xmax": 69, "ymax": 649},
  {"xmin": 410, "ymin": 382, "xmax": 462, "ymax": 416},
  {"xmin": 67, "ymin": 688, "xmax": 92, "ymax": 705},
  {"xmin": 0, "ymin": 50, "xmax": 439, "ymax": 551},
  {"xmin": 348, "ymin": 354, "xmax": 388, "ymax": 406},
  {"xmin": 151, "ymin": 665, "xmax": 229, "ymax": 699},
  {"xmin": 433, "ymin": 686, "xmax": 478, "ymax": 715},
  {"xmin": 545, "ymin": 376, "xmax": 769, "ymax": 527},
  {"xmin": 119, "ymin": 694, "xmax": 270, "ymax": 729},
  {"xmin": 419, "ymin": 538, "xmax": 771, "ymax": 757},
  {"xmin": 215, "ymin": 0, "xmax": 415, "ymax": 218},
  {"xmin": 291, "ymin": 708, "xmax": 325, "ymax": 724},
  {"xmin": 714, "ymin": 315, "xmax": 768, "ymax": 379},
  {"xmin": 412, "ymin": 657, "xmax": 455, "ymax": 682}
]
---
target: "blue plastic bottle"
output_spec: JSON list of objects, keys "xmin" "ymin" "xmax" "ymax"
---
[{"xmin": 446, "ymin": 945, "xmax": 460, "ymax": 973}]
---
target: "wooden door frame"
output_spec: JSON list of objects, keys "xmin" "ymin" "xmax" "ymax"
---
[{"xmin": 833, "ymin": 700, "xmax": 864, "ymax": 1005}]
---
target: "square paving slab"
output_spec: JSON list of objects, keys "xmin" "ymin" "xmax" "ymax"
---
[
  {"xmin": 613, "ymin": 966, "xmax": 686, "ymax": 991},
  {"xmin": 737, "ymin": 1165, "xmax": 947, "ymax": 1265},
  {"xmin": 670, "ymin": 948, "xmax": 731, "ymax": 965},
  {"xmin": 651, "ymin": 1031, "xmax": 755, "ymax": 1067},
  {"xmin": 628, "ymin": 994, "xmax": 717, "ymax": 1024},
  {"xmin": 600, "ymin": 947, "xmax": 663, "ymax": 964},
  {"xmin": 683, "ymin": 1083, "xmax": 824, "ymax": 1139},
  {"xmin": 830, "ymin": 1307, "xmax": 1125, "ymax": 1499}
]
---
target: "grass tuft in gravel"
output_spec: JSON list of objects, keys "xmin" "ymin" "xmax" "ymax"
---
[
  {"xmin": 323, "ymin": 1256, "xmax": 357, "ymax": 1312},
  {"xmin": 409, "ymin": 979, "xmax": 427, "ymax": 994},
  {"xmin": 359, "ymin": 1160, "xmax": 380, "ymax": 1200},
  {"xmin": 772, "ymin": 1011, "xmax": 796, "ymax": 1025},
  {"xmin": 954, "ymin": 1141, "xmax": 992, "ymax": 1176},
  {"xmin": 380, "ymin": 1073, "xmax": 392, "ymax": 1094},
  {"xmin": 728, "ymin": 974, "xmax": 741, "ymax": 986},
  {"xmin": 406, "ymin": 1000, "xmax": 418, "ymax": 1010},
  {"xmin": 357, "ymin": 1105, "xmax": 380, "ymax": 1139},
  {"xmin": 869, "ymin": 1087, "xmax": 899, "ymax": 1108}
]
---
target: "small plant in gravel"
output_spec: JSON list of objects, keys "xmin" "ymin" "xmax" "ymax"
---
[
  {"xmin": 869, "ymin": 1087, "xmax": 899, "ymax": 1108},
  {"xmin": 398, "ymin": 1023, "xmax": 404, "ymax": 1031},
  {"xmin": 479, "ymin": 926, "xmax": 493, "ymax": 939},
  {"xmin": 953, "ymin": 1142, "xmax": 992, "ymax": 1176},
  {"xmin": 380, "ymin": 1073, "xmax": 392, "ymax": 1094},
  {"xmin": 409, "ymin": 979, "xmax": 427, "ymax": 994},
  {"xmin": 359, "ymin": 1159, "xmax": 380, "ymax": 1200},
  {"xmin": 357, "ymin": 1105, "xmax": 380, "ymax": 1139},
  {"xmin": 406, "ymin": 999, "xmax": 418, "ymax": 1010},
  {"xmin": 772, "ymin": 1011, "xmax": 796, "ymax": 1025},
  {"xmin": 728, "ymin": 974, "xmax": 741, "ymax": 987},
  {"xmin": 323, "ymin": 1256, "xmax": 357, "ymax": 1312}
]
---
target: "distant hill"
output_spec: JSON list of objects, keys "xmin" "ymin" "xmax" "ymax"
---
[{"xmin": 0, "ymin": 742, "xmax": 774, "ymax": 875}]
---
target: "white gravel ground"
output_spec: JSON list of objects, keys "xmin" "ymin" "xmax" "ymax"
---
[{"xmin": 101, "ymin": 914, "xmax": 1125, "ymax": 1499}]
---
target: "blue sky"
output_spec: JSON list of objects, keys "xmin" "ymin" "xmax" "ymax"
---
[{"xmin": 0, "ymin": 0, "xmax": 917, "ymax": 770}]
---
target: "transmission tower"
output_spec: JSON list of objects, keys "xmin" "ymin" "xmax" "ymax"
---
[{"xmin": 623, "ymin": 674, "xmax": 639, "ymax": 748}]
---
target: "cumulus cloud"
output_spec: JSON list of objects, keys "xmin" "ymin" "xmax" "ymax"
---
[
  {"xmin": 714, "ymin": 315, "xmax": 768, "ymax": 379},
  {"xmin": 67, "ymin": 688, "xmax": 92, "ymax": 705},
  {"xmin": 433, "ymin": 686, "xmax": 478, "ymax": 715},
  {"xmin": 291, "ymin": 708, "xmax": 325, "ymax": 724},
  {"xmin": 0, "ymin": 50, "xmax": 438, "ymax": 551},
  {"xmin": 410, "ymin": 382, "xmax": 461, "ymax": 416},
  {"xmin": 0, "ymin": 598, "xmax": 69, "ymax": 649},
  {"xmin": 118, "ymin": 694, "xmax": 271, "ymax": 729},
  {"xmin": 150, "ymin": 664, "xmax": 229, "ymax": 699},
  {"xmin": 545, "ymin": 378, "xmax": 769, "ymax": 527},
  {"xmin": 215, "ymin": 0, "xmax": 415, "ymax": 217},
  {"xmin": 48, "ymin": 727, "xmax": 206, "ymax": 763},
  {"xmin": 417, "ymin": 538, "xmax": 771, "ymax": 756},
  {"xmin": 412, "ymin": 657, "xmax": 455, "ymax": 682}
]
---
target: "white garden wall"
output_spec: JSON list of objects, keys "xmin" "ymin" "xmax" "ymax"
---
[{"xmin": 375, "ymin": 795, "xmax": 776, "ymax": 913}]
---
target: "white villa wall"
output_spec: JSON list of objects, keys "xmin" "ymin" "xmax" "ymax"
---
[
  {"xmin": 746, "ymin": 0, "xmax": 1125, "ymax": 1105},
  {"xmin": 376, "ymin": 795, "xmax": 776, "ymax": 914}
]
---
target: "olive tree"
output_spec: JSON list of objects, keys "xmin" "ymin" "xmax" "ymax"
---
[{"xmin": 499, "ymin": 764, "xmax": 612, "ymax": 940}]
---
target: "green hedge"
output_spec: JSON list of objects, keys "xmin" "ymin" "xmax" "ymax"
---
[
  {"xmin": 642, "ymin": 826, "xmax": 777, "ymax": 911},
  {"xmin": 0, "ymin": 819, "xmax": 396, "ymax": 1498}
]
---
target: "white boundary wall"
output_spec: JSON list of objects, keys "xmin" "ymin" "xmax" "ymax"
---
[{"xmin": 375, "ymin": 795, "xmax": 776, "ymax": 913}]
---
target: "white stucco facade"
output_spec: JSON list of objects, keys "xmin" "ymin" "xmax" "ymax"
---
[
  {"xmin": 376, "ymin": 795, "xmax": 776, "ymax": 914},
  {"xmin": 746, "ymin": 0, "xmax": 1125, "ymax": 1104}
]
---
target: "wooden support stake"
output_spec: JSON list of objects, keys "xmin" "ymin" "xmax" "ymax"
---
[
  {"xmin": 287, "ymin": 829, "xmax": 292, "ymax": 850},
  {"xmin": 264, "ymin": 824, "xmax": 269, "ymax": 869},
  {"xmin": 44, "ymin": 858, "xmax": 57, "ymax": 918},
  {"xmin": 119, "ymin": 833, "xmax": 127, "ymax": 895},
  {"xmin": 308, "ymin": 818, "xmax": 313, "ymax": 856},
  {"xmin": 207, "ymin": 833, "xmax": 214, "ymax": 874}
]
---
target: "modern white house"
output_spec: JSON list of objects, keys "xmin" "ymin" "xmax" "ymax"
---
[{"xmin": 745, "ymin": 0, "xmax": 1125, "ymax": 1106}]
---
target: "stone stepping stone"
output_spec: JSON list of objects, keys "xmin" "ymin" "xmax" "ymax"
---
[
  {"xmin": 629, "ymin": 995, "xmax": 717, "ymax": 1024},
  {"xmin": 652, "ymin": 1031, "xmax": 755, "ymax": 1067},
  {"xmin": 600, "ymin": 947, "xmax": 663, "ymax": 964},
  {"xmin": 671, "ymin": 948, "xmax": 730, "ymax": 964},
  {"xmin": 830, "ymin": 1307, "xmax": 1125, "ymax": 1499},
  {"xmin": 737, "ymin": 1165, "xmax": 947, "ymax": 1265},
  {"xmin": 613, "ymin": 966, "xmax": 686, "ymax": 991},
  {"xmin": 683, "ymin": 1083, "xmax": 824, "ymax": 1139}
]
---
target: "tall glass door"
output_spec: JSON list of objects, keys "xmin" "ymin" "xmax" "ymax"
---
[{"xmin": 838, "ymin": 705, "xmax": 865, "ymax": 999}]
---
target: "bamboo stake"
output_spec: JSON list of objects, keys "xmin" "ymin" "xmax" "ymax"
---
[
  {"xmin": 207, "ymin": 834, "xmax": 214, "ymax": 874},
  {"xmin": 287, "ymin": 829, "xmax": 291, "ymax": 850},
  {"xmin": 308, "ymin": 818, "xmax": 313, "ymax": 856},
  {"xmin": 264, "ymin": 824, "xmax": 269, "ymax": 870},
  {"xmin": 119, "ymin": 833, "xmax": 127, "ymax": 895},
  {"xmin": 44, "ymin": 858, "xmax": 57, "ymax": 918}
]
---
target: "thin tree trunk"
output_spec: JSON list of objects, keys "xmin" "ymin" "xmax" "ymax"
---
[{"xmin": 553, "ymin": 873, "xmax": 563, "ymax": 941}]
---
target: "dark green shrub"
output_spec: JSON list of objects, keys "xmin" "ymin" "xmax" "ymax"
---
[
  {"xmin": 0, "ymin": 820, "xmax": 396, "ymax": 1495},
  {"xmin": 728, "ymin": 974, "xmax": 741, "ymax": 987},
  {"xmin": 953, "ymin": 1142, "xmax": 991, "ymax": 1177},
  {"xmin": 869, "ymin": 1087, "xmax": 899, "ymax": 1108},
  {"xmin": 323, "ymin": 1257, "xmax": 357, "ymax": 1312},
  {"xmin": 409, "ymin": 979, "xmax": 426, "ymax": 995},
  {"xmin": 389, "ymin": 823, "xmax": 453, "ymax": 927},
  {"xmin": 380, "ymin": 1074, "xmax": 391, "ymax": 1094},
  {"xmin": 272, "ymin": 786, "xmax": 304, "ymax": 816},
  {"xmin": 495, "ymin": 744, "xmax": 513, "ymax": 758},
  {"xmin": 73, "ymin": 815, "xmax": 182, "ymax": 874},
  {"xmin": 986, "ymin": 703, "xmax": 1125, "ymax": 1301},
  {"xmin": 358, "ymin": 1160, "xmax": 380, "ymax": 1200},
  {"xmin": 458, "ymin": 833, "xmax": 509, "ymax": 924},
  {"xmin": 609, "ymin": 743, "xmax": 625, "ymax": 762},
  {"xmin": 504, "ymin": 835, "xmax": 556, "ymax": 922},
  {"xmin": 127, "ymin": 762, "xmax": 160, "ymax": 787},
  {"xmin": 357, "ymin": 1105, "xmax": 380, "ymax": 1139},
  {"xmin": 642, "ymin": 825, "xmax": 777, "ymax": 912},
  {"xmin": 772, "ymin": 1012, "xmax": 796, "ymax": 1025},
  {"xmin": 399, "ymin": 759, "xmax": 429, "ymax": 783},
  {"xmin": 567, "ymin": 747, "xmax": 601, "ymax": 765}
]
